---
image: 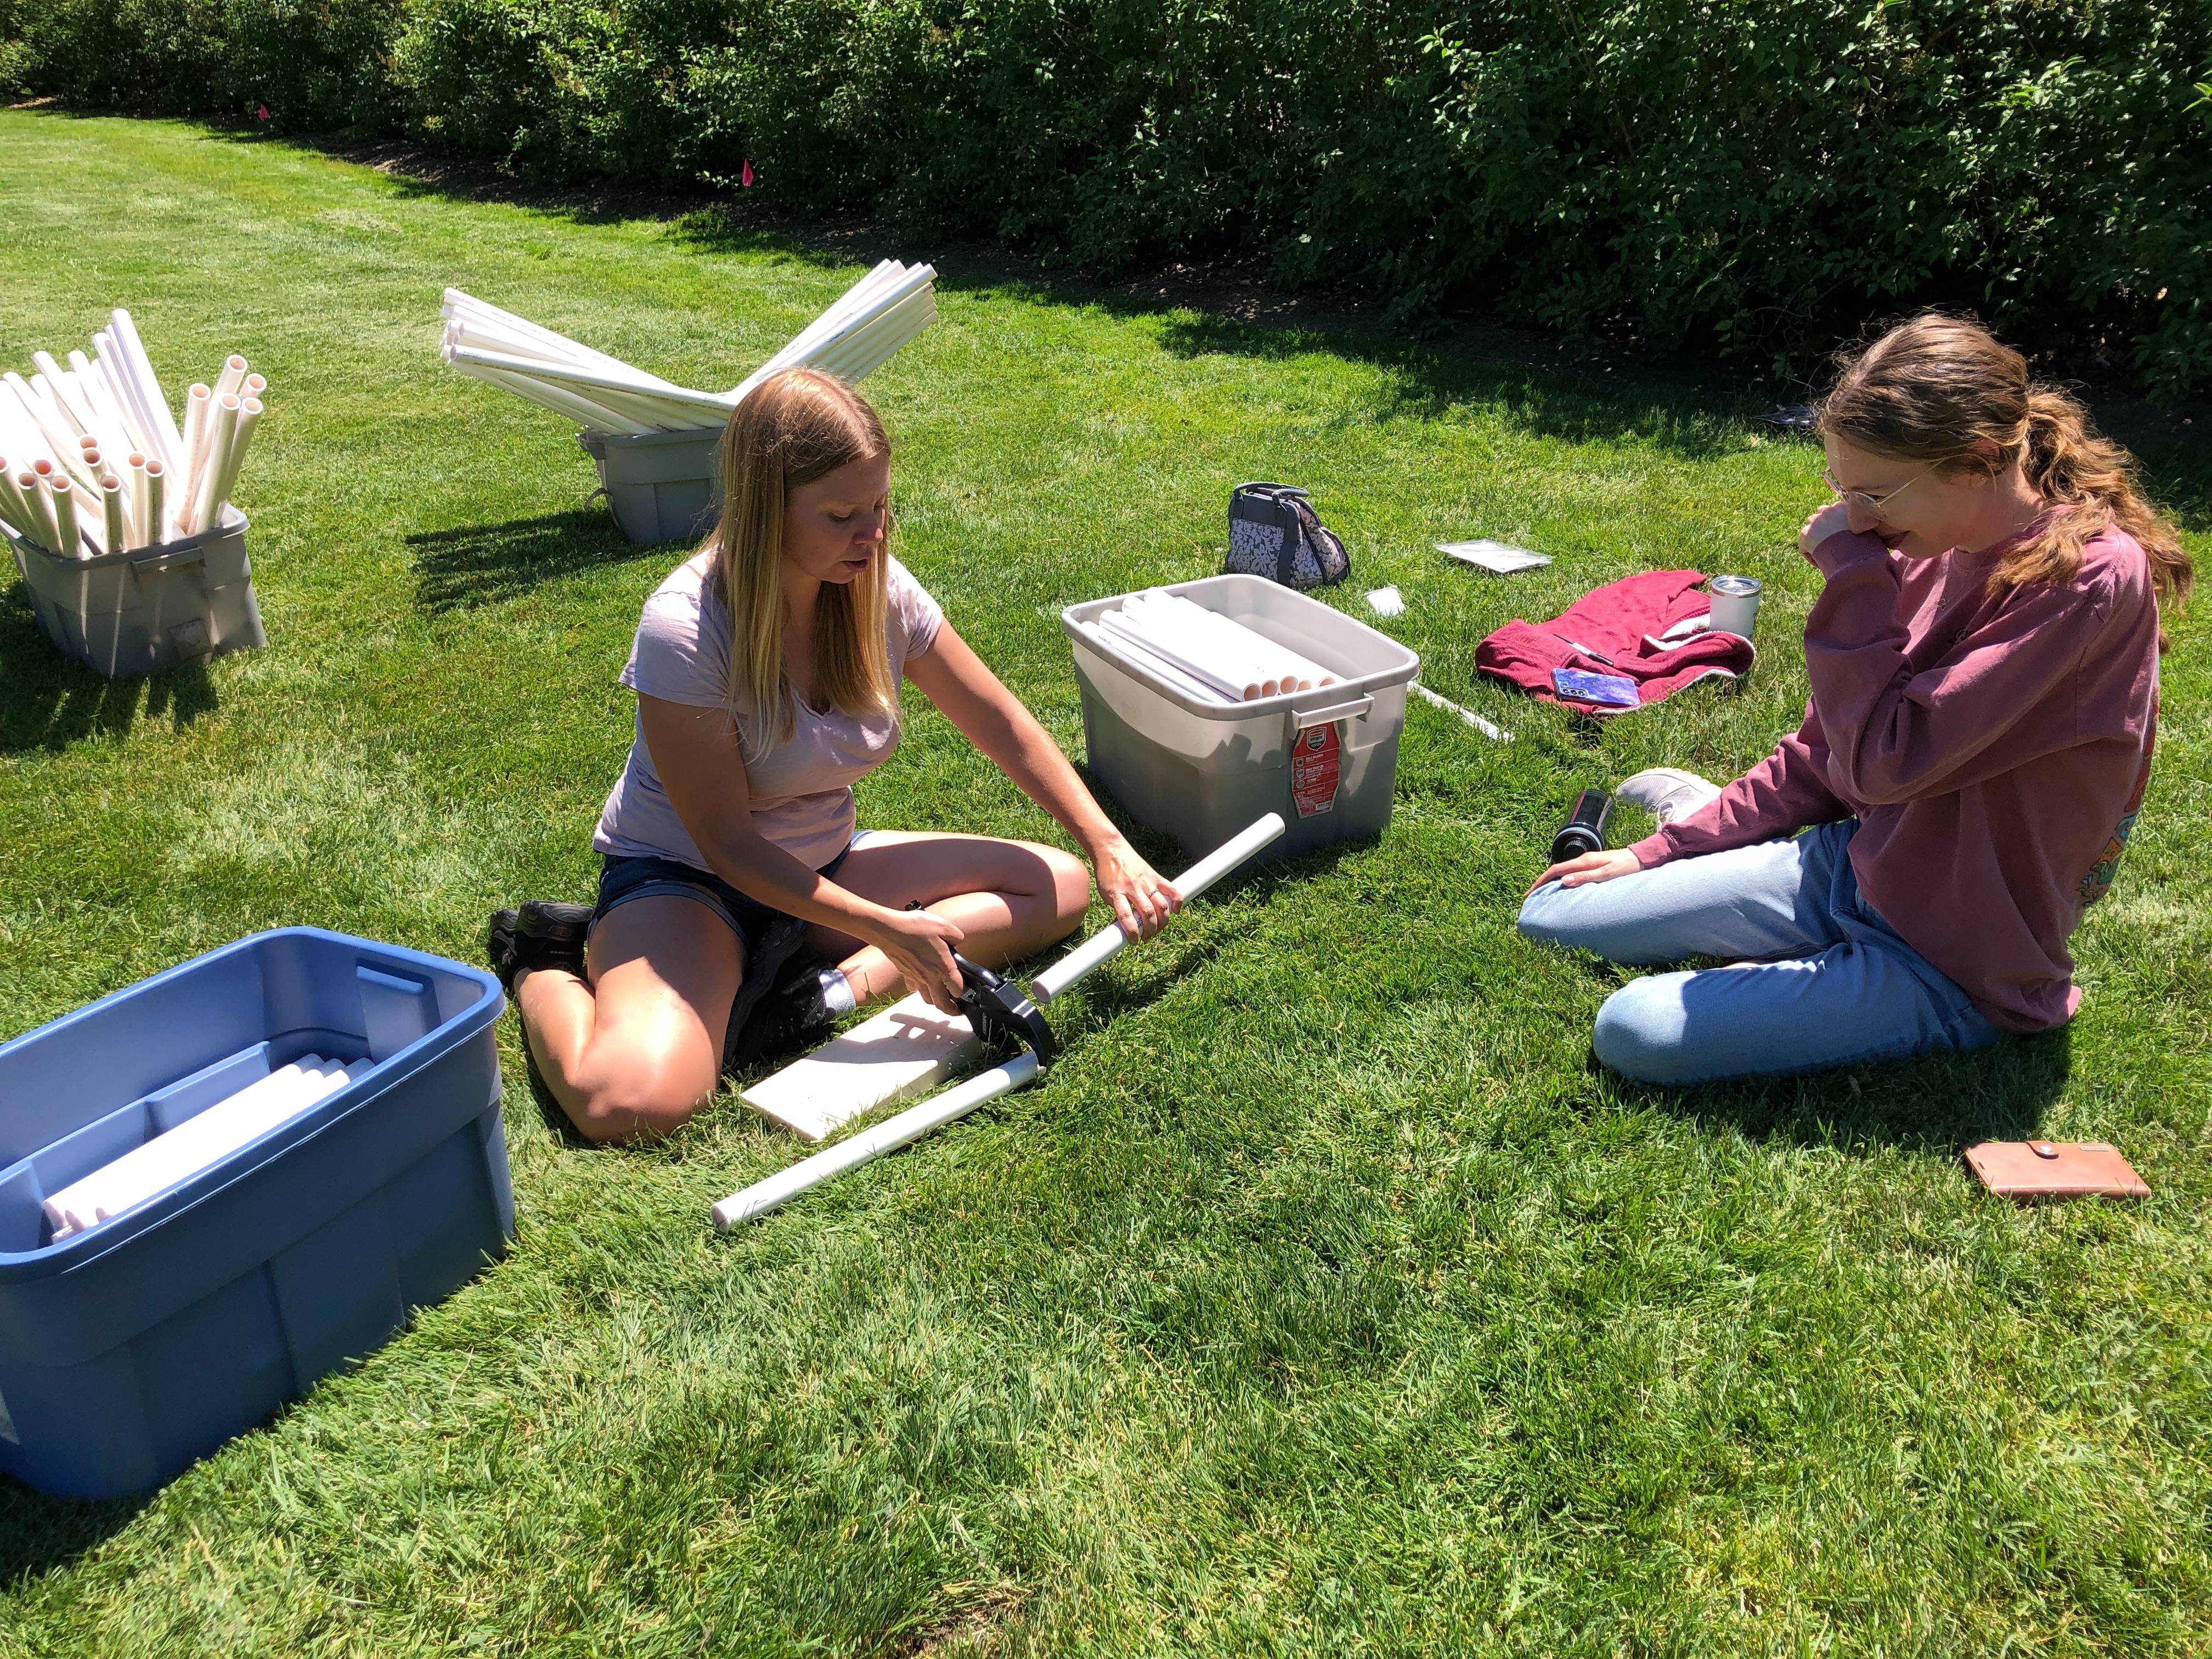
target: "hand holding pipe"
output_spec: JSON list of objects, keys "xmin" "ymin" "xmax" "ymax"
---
[{"xmin": 711, "ymin": 812, "xmax": 1286, "ymax": 1229}]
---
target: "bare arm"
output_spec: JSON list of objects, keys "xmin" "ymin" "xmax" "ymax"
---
[
  {"xmin": 638, "ymin": 693, "xmax": 968, "ymax": 1008},
  {"xmin": 904, "ymin": 622, "xmax": 1178, "ymax": 939}
]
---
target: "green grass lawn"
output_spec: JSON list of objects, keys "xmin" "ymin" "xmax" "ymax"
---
[{"xmin": 1, "ymin": 110, "xmax": 2208, "ymax": 1658}]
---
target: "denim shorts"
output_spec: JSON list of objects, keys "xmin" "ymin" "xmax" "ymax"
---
[{"xmin": 590, "ymin": 838, "xmax": 862, "ymax": 961}]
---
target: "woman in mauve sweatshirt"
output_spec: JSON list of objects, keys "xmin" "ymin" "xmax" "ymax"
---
[{"xmin": 1518, "ymin": 314, "xmax": 2192, "ymax": 1084}]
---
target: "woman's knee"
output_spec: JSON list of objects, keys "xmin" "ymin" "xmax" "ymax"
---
[
  {"xmin": 1590, "ymin": 975, "xmax": 1696, "ymax": 1085},
  {"xmin": 1042, "ymin": 844, "xmax": 1091, "ymax": 929},
  {"xmin": 566, "ymin": 1051, "xmax": 715, "ymax": 1143},
  {"xmin": 1517, "ymin": 880, "xmax": 1582, "ymax": 946}
]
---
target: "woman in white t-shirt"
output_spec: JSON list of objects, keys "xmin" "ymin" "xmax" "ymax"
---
[{"xmin": 490, "ymin": 369, "xmax": 1181, "ymax": 1143}]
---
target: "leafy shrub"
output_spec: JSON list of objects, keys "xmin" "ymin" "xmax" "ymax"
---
[{"xmin": 4, "ymin": 0, "xmax": 2207, "ymax": 394}]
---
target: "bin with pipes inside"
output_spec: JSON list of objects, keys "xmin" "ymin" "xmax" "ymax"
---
[
  {"xmin": 0, "ymin": 929, "xmax": 510, "ymax": 1498},
  {"xmin": 1064, "ymin": 574, "xmax": 1420, "ymax": 860}
]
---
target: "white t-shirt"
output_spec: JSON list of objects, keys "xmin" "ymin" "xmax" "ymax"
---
[{"xmin": 594, "ymin": 551, "xmax": 945, "ymax": 871}]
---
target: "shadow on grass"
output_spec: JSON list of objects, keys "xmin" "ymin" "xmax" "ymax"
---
[
  {"xmin": 0, "ymin": 588, "xmax": 218, "ymax": 754},
  {"xmin": 407, "ymin": 510, "xmax": 661, "ymax": 612},
  {"xmin": 1622, "ymin": 1024, "xmax": 2073, "ymax": 1156},
  {"xmin": 0, "ymin": 1480, "xmax": 150, "ymax": 1588}
]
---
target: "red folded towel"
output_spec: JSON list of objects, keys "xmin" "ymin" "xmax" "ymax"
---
[{"xmin": 1475, "ymin": 568, "xmax": 1754, "ymax": 713}]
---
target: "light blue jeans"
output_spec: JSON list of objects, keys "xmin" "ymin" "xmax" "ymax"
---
[{"xmin": 1517, "ymin": 819, "xmax": 2002, "ymax": 1085}]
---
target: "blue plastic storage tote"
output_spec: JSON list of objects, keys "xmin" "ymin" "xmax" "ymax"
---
[{"xmin": 0, "ymin": 928, "xmax": 511, "ymax": 1498}]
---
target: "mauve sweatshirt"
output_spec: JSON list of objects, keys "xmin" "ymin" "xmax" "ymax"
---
[{"xmin": 1627, "ymin": 523, "xmax": 2160, "ymax": 1032}]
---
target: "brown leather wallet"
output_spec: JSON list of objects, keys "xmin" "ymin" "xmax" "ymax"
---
[{"xmin": 1964, "ymin": 1140, "xmax": 2149, "ymax": 1201}]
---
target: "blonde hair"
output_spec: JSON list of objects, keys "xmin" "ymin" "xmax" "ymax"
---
[
  {"xmin": 1818, "ymin": 314, "xmax": 2193, "ymax": 637},
  {"xmin": 707, "ymin": 369, "xmax": 896, "ymax": 751}
]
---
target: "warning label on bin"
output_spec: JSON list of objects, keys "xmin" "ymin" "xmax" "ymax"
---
[{"xmin": 1291, "ymin": 723, "xmax": 1342, "ymax": 818}]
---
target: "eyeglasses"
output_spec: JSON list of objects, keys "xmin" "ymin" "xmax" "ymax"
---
[{"xmin": 1822, "ymin": 460, "xmax": 1937, "ymax": 515}]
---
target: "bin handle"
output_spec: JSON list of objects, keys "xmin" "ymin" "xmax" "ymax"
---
[
  {"xmin": 133, "ymin": 544, "xmax": 207, "ymax": 575},
  {"xmin": 1291, "ymin": 694, "xmax": 1372, "ymax": 733}
]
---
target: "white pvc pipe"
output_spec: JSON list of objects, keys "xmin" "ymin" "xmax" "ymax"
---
[
  {"xmin": 810, "ymin": 289, "xmax": 938, "ymax": 383},
  {"xmin": 5, "ymin": 375, "xmax": 83, "ymax": 474},
  {"xmin": 213, "ymin": 354, "xmax": 249, "ymax": 400},
  {"xmin": 189, "ymin": 393, "xmax": 240, "ymax": 534},
  {"xmin": 1099, "ymin": 610, "xmax": 1260, "ymax": 701},
  {"xmin": 1075, "ymin": 619, "xmax": 1232, "ymax": 706},
  {"xmin": 143, "ymin": 460, "xmax": 166, "ymax": 549},
  {"xmin": 46, "ymin": 1057, "xmax": 369, "ymax": 1239},
  {"xmin": 177, "ymin": 383, "xmax": 212, "ymax": 533},
  {"xmin": 202, "ymin": 396, "xmax": 258, "ymax": 522},
  {"xmin": 48, "ymin": 475, "xmax": 82, "ymax": 558},
  {"xmin": 1033, "ymin": 812, "xmax": 1286, "ymax": 1002},
  {"xmin": 738, "ymin": 262, "xmax": 909, "ymax": 383},
  {"xmin": 555, "ymin": 380, "xmax": 717, "ymax": 431},
  {"xmin": 19, "ymin": 470, "xmax": 61, "ymax": 554},
  {"xmin": 93, "ymin": 330, "xmax": 160, "ymax": 463},
  {"xmin": 100, "ymin": 474, "xmax": 126, "ymax": 554},
  {"xmin": 1137, "ymin": 591, "xmax": 1338, "ymax": 690},
  {"xmin": 1121, "ymin": 595, "xmax": 1284, "ymax": 693},
  {"xmin": 125, "ymin": 453, "xmax": 149, "ymax": 547},
  {"xmin": 31, "ymin": 370, "xmax": 95, "ymax": 443},
  {"xmin": 445, "ymin": 346, "xmax": 737, "ymax": 417},
  {"xmin": 0, "ymin": 462, "xmax": 34, "ymax": 539},
  {"xmin": 109, "ymin": 309, "xmax": 184, "ymax": 467},
  {"xmin": 712, "ymin": 1052, "xmax": 1041, "ymax": 1228},
  {"xmin": 77, "ymin": 347, "xmax": 145, "ymax": 458},
  {"xmin": 453, "ymin": 361, "xmax": 662, "ymax": 435},
  {"xmin": 442, "ymin": 289, "xmax": 657, "ymax": 380},
  {"xmin": 712, "ymin": 812, "xmax": 1286, "ymax": 1227},
  {"xmin": 1412, "ymin": 682, "xmax": 1511, "ymax": 743},
  {"xmin": 440, "ymin": 315, "xmax": 676, "ymax": 387}
]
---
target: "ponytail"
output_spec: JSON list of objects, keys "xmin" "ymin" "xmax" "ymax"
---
[
  {"xmin": 2013, "ymin": 386, "xmax": 2194, "ymax": 612},
  {"xmin": 1820, "ymin": 314, "xmax": 2193, "ymax": 644}
]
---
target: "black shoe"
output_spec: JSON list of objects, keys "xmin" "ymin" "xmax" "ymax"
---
[
  {"xmin": 486, "ymin": 908, "xmax": 525, "ymax": 993},
  {"xmin": 721, "ymin": 917, "xmax": 831, "ymax": 1073},
  {"xmin": 727, "ymin": 971, "xmax": 842, "ymax": 1074},
  {"xmin": 486, "ymin": 900, "xmax": 591, "ymax": 995},
  {"xmin": 519, "ymin": 899, "xmax": 593, "ymax": 952}
]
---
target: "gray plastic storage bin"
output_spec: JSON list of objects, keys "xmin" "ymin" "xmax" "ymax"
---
[
  {"xmin": 578, "ymin": 427, "xmax": 724, "ymax": 545},
  {"xmin": 1063, "ymin": 574, "xmax": 1420, "ymax": 860},
  {"xmin": 4, "ymin": 508, "xmax": 267, "ymax": 678}
]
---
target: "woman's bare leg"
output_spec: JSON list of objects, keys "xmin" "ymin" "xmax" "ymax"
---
[
  {"xmin": 810, "ymin": 832, "xmax": 1092, "ymax": 1003},
  {"xmin": 514, "ymin": 895, "xmax": 745, "ymax": 1143}
]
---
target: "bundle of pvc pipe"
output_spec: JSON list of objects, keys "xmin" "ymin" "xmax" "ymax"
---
[
  {"xmin": 43, "ymin": 1055, "xmax": 369, "ymax": 1242},
  {"xmin": 1084, "ymin": 589, "xmax": 1341, "ymax": 704},
  {"xmin": 0, "ymin": 312, "xmax": 264, "ymax": 557},
  {"xmin": 439, "ymin": 259, "xmax": 939, "ymax": 435}
]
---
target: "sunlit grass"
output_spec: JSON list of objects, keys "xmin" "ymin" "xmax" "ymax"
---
[{"xmin": 0, "ymin": 110, "xmax": 2207, "ymax": 1658}]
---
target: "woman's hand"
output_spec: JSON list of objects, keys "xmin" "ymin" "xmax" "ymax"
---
[
  {"xmin": 1525, "ymin": 847, "xmax": 1644, "ymax": 897},
  {"xmin": 865, "ymin": 906, "xmax": 968, "ymax": 1014},
  {"xmin": 1090, "ymin": 833, "xmax": 1181, "ymax": 940},
  {"xmin": 1798, "ymin": 500, "xmax": 1853, "ymax": 562}
]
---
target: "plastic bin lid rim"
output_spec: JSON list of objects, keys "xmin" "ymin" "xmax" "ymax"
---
[{"xmin": 0, "ymin": 928, "xmax": 504, "ymax": 1272}]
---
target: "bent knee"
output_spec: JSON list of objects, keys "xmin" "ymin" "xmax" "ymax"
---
[
  {"xmin": 1590, "ymin": 976, "xmax": 1697, "ymax": 1085},
  {"xmin": 567, "ymin": 1066, "xmax": 712, "ymax": 1143},
  {"xmin": 1038, "ymin": 845, "xmax": 1092, "ymax": 930},
  {"xmin": 1517, "ymin": 881, "xmax": 1575, "ymax": 945}
]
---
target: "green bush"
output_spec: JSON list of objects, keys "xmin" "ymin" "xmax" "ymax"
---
[{"xmin": 4, "ymin": 0, "xmax": 2207, "ymax": 395}]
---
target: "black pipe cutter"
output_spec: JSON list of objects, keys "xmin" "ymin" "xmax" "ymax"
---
[{"xmin": 951, "ymin": 953, "xmax": 1058, "ymax": 1068}]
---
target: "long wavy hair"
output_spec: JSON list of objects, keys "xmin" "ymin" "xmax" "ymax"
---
[
  {"xmin": 1818, "ymin": 315, "xmax": 2192, "ymax": 644},
  {"xmin": 707, "ymin": 368, "xmax": 896, "ymax": 753}
]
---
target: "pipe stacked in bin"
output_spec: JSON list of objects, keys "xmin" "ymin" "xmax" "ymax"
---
[
  {"xmin": 1076, "ymin": 589, "xmax": 1341, "ymax": 704},
  {"xmin": 439, "ymin": 259, "xmax": 939, "ymax": 436},
  {"xmin": 0, "ymin": 311, "xmax": 267, "ymax": 558},
  {"xmin": 43, "ymin": 1055, "xmax": 371, "ymax": 1242}
]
